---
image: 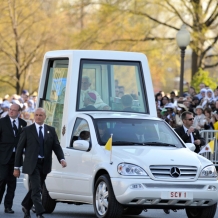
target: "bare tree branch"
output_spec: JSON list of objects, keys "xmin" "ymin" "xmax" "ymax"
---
[
  {"xmin": 126, "ymin": 9, "xmax": 179, "ymax": 31},
  {"xmin": 0, "ymin": 78, "xmax": 16, "ymax": 88},
  {"xmin": 204, "ymin": 61, "xmax": 218, "ymax": 68},
  {"xmin": 205, "ymin": 3, "xmax": 218, "ymax": 27},
  {"xmin": 18, "ymin": 1, "xmax": 44, "ymax": 26},
  {"xmin": 205, "ymin": 54, "xmax": 218, "ymax": 59},
  {"xmin": 201, "ymin": 35, "xmax": 218, "ymax": 58},
  {"xmin": 181, "ymin": 0, "xmax": 195, "ymax": 21},
  {"xmin": 205, "ymin": 0, "xmax": 213, "ymax": 15},
  {"xmin": 0, "ymin": 33, "xmax": 15, "ymax": 55},
  {"xmin": 0, "ymin": 47, "xmax": 19, "ymax": 68},
  {"xmin": 165, "ymin": 0, "xmax": 192, "ymax": 28},
  {"xmin": 93, "ymin": 37, "xmax": 175, "ymax": 45}
]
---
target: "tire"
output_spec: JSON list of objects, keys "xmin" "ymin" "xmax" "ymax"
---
[
  {"xmin": 42, "ymin": 183, "xmax": 56, "ymax": 213},
  {"xmin": 93, "ymin": 174, "xmax": 123, "ymax": 218},
  {"xmin": 123, "ymin": 207, "xmax": 143, "ymax": 215},
  {"xmin": 186, "ymin": 203, "xmax": 217, "ymax": 218}
]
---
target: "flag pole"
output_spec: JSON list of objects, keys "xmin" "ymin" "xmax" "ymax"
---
[{"xmin": 110, "ymin": 134, "xmax": 113, "ymax": 164}]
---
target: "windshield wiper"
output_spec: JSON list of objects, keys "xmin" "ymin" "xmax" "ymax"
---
[
  {"xmin": 142, "ymin": 142, "xmax": 177, "ymax": 147},
  {"xmin": 112, "ymin": 141, "xmax": 144, "ymax": 145}
]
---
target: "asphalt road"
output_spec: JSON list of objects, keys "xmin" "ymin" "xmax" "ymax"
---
[{"xmin": 0, "ymin": 174, "xmax": 218, "ymax": 218}]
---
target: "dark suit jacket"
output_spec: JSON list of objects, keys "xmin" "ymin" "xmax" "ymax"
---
[
  {"xmin": 15, "ymin": 123, "xmax": 64, "ymax": 175},
  {"xmin": 0, "ymin": 115, "xmax": 27, "ymax": 164},
  {"xmin": 174, "ymin": 126, "xmax": 205, "ymax": 153}
]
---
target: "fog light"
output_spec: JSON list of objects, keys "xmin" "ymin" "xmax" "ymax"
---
[
  {"xmin": 208, "ymin": 185, "xmax": 216, "ymax": 191},
  {"xmin": 130, "ymin": 183, "xmax": 143, "ymax": 189}
]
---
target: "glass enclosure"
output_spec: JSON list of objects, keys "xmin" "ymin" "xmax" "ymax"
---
[
  {"xmin": 77, "ymin": 60, "xmax": 148, "ymax": 113},
  {"xmin": 94, "ymin": 118, "xmax": 185, "ymax": 147},
  {"xmin": 41, "ymin": 59, "xmax": 69, "ymax": 139}
]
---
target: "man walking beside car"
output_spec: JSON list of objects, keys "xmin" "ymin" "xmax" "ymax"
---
[
  {"xmin": 0, "ymin": 103, "xmax": 27, "ymax": 214},
  {"xmin": 13, "ymin": 108, "xmax": 67, "ymax": 218},
  {"xmin": 174, "ymin": 111, "xmax": 205, "ymax": 153}
]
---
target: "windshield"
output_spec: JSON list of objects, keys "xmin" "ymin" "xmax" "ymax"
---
[
  {"xmin": 77, "ymin": 60, "xmax": 148, "ymax": 113},
  {"xmin": 95, "ymin": 118, "xmax": 184, "ymax": 148}
]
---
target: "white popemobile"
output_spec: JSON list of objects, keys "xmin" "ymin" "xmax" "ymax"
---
[{"xmin": 24, "ymin": 50, "xmax": 218, "ymax": 218}]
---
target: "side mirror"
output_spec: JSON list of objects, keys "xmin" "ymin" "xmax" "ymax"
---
[
  {"xmin": 185, "ymin": 143, "xmax": 196, "ymax": 152},
  {"xmin": 73, "ymin": 140, "xmax": 90, "ymax": 151}
]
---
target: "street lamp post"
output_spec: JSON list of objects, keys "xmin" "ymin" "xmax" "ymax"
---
[{"xmin": 176, "ymin": 24, "xmax": 190, "ymax": 97}]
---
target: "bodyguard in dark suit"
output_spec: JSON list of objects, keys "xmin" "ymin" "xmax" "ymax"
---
[
  {"xmin": 174, "ymin": 111, "xmax": 205, "ymax": 153},
  {"xmin": 0, "ymin": 103, "xmax": 27, "ymax": 213},
  {"xmin": 14, "ymin": 108, "xmax": 67, "ymax": 218}
]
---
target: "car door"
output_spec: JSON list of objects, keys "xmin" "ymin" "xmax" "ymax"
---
[{"xmin": 62, "ymin": 117, "xmax": 93, "ymax": 196}]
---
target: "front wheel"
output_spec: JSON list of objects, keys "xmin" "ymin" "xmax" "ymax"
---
[
  {"xmin": 93, "ymin": 174, "xmax": 123, "ymax": 218},
  {"xmin": 186, "ymin": 203, "xmax": 217, "ymax": 218}
]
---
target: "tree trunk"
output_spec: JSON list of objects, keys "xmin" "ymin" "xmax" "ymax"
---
[
  {"xmin": 191, "ymin": 50, "xmax": 199, "ymax": 79},
  {"xmin": 16, "ymin": 67, "xmax": 21, "ymax": 95}
]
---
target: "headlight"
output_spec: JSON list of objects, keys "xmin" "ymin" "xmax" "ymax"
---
[
  {"xmin": 117, "ymin": 163, "xmax": 148, "ymax": 176},
  {"xmin": 200, "ymin": 165, "xmax": 217, "ymax": 178}
]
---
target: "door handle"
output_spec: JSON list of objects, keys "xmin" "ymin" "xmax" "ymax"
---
[{"xmin": 64, "ymin": 153, "xmax": 70, "ymax": 156}]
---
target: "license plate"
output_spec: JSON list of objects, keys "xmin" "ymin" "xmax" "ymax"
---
[{"xmin": 169, "ymin": 191, "xmax": 188, "ymax": 199}]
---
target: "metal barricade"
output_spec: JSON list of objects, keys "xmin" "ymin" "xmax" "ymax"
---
[{"xmin": 199, "ymin": 130, "xmax": 218, "ymax": 166}]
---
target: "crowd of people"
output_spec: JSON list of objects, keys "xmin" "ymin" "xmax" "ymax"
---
[
  {"xmin": 1, "ymin": 82, "xmax": 218, "ymax": 131},
  {"xmin": 155, "ymin": 83, "xmax": 218, "ymax": 132},
  {"xmin": 0, "ymin": 90, "xmax": 37, "ymax": 125}
]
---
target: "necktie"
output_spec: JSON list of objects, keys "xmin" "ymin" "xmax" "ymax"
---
[
  {"xmin": 13, "ymin": 120, "xmax": 18, "ymax": 137},
  {"xmin": 186, "ymin": 130, "xmax": 192, "ymax": 143},
  {"xmin": 38, "ymin": 126, "xmax": 44, "ymax": 157}
]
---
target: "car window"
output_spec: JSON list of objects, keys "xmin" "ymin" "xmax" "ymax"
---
[
  {"xmin": 70, "ymin": 118, "xmax": 90, "ymax": 147},
  {"xmin": 77, "ymin": 60, "xmax": 148, "ymax": 113},
  {"xmin": 95, "ymin": 118, "xmax": 184, "ymax": 148}
]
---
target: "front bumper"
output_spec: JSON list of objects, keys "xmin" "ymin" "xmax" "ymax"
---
[{"xmin": 111, "ymin": 178, "xmax": 218, "ymax": 208}]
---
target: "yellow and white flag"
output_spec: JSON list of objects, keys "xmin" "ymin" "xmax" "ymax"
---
[
  {"xmin": 105, "ymin": 136, "xmax": 112, "ymax": 151},
  {"xmin": 199, "ymin": 140, "xmax": 214, "ymax": 154},
  {"xmin": 105, "ymin": 134, "xmax": 113, "ymax": 164}
]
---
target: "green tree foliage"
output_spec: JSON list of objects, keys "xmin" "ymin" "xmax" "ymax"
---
[{"xmin": 192, "ymin": 68, "xmax": 218, "ymax": 93}]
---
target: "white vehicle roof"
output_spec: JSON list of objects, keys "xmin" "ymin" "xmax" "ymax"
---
[
  {"xmin": 79, "ymin": 112, "xmax": 161, "ymax": 120},
  {"xmin": 44, "ymin": 50, "xmax": 147, "ymax": 61}
]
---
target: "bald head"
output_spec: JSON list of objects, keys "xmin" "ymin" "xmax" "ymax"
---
[{"xmin": 34, "ymin": 108, "xmax": 46, "ymax": 125}]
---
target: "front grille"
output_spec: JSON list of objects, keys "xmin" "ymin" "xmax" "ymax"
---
[
  {"xmin": 150, "ymin": 165, "xmax": 198, "ymax": 180},
  {"xmin": 129, "ymin": 198, "xmax": 214, "ymax": 206},
  {"xmin": 143, "ymin": 184, "xmax": 205, "ymax": 189}
]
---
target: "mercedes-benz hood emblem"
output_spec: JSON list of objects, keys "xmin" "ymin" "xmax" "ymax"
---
[{"xmin": 170, "ymin": 167, "xmax": 181, "ymax": 178}]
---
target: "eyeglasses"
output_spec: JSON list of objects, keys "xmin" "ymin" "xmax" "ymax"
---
[
  {"xmin": 9, "ymin": 108, "xmax": 19, "ymax": 112},
  {"xmin": 186, "ymin": 118, "xmax": 194, "ymax": 121}
]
